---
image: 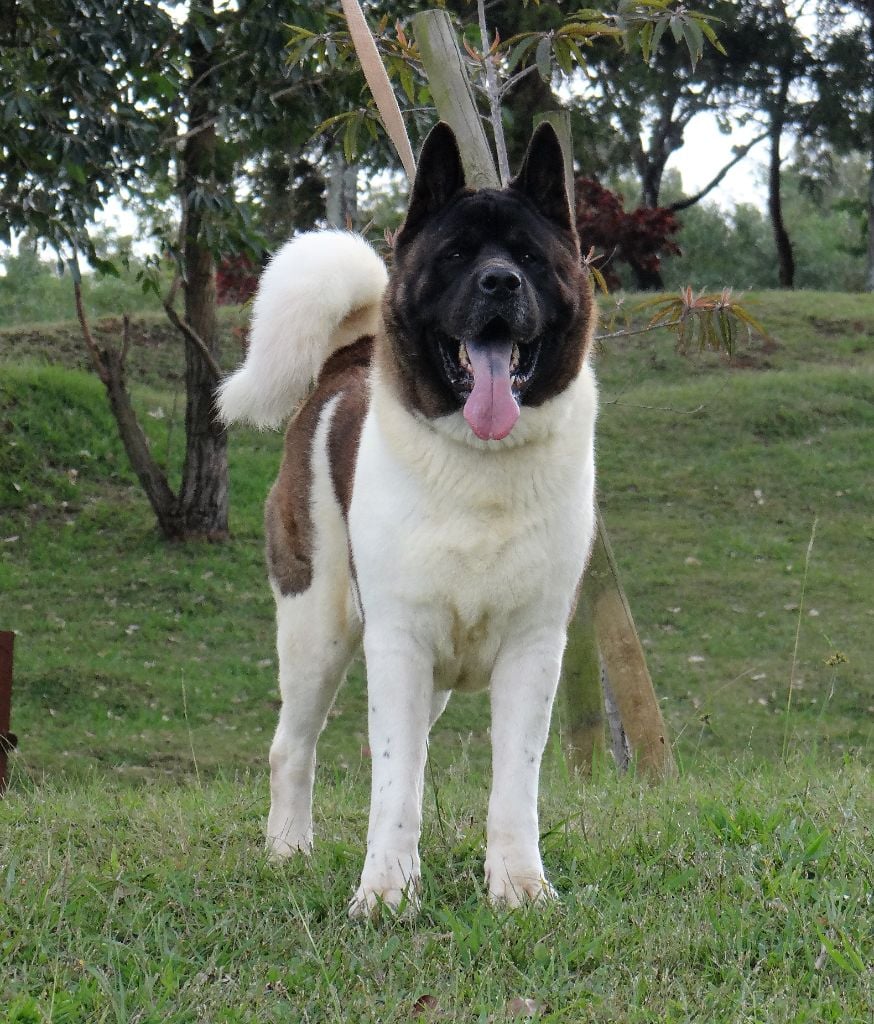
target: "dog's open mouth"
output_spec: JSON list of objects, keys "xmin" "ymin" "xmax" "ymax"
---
[{"xmin": 438, "ymin": 318, "xmax": 541, "ymax": 440}]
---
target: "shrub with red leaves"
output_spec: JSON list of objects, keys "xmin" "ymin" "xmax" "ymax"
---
[
  {"xmin": 575, "ymin": 178, "xmax": 680, "ymax": 291},
  {"xmin": 216, "ymin": 254, "xmax": 260, "ymax": 306}
]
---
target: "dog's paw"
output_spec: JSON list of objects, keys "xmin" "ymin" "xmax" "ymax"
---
[
  {"xmin": 348, "ymin": 880, "xmax": 421, "ymax": 920},
  {"xmin": 265, "ymin": 831, "xmax": 312, "ymax": 861},
  {"xmin": 348, "ymin": 855, "xmax": 421, "ymax": 920},
  {"xmin": 485, "ymin": 858, "xmax": 558, "ymax": 908}
]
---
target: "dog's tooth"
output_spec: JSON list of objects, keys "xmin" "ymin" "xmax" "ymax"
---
[
  {"xmin": 459, "ymin": 342, "xmax": 471, "ymax": 371},
  {"xmin": 511, "ymin": 344, "xmax": 520, "ymax": 373}
]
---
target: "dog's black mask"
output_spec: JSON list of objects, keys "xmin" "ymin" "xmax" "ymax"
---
[{"xmin": 385, "ymin": 122, "xmax": 592, "ymax": 440}]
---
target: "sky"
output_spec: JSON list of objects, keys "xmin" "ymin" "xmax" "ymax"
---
[{"xmin": 673, "ymin": 115, "xmax": 769, "ymax": 209}]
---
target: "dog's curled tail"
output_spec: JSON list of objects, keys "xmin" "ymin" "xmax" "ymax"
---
[{"xmin": 216, "ymin": 231, "xmax": 388, "ymax": 428}]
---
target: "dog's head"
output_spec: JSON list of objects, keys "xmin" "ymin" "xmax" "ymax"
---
[{"xmin": 383, "ymin": 121, "xmax": 594, "ymax": 442}]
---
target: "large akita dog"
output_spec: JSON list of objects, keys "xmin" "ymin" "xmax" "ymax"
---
[{"xmin": 218, "ymin": 122, "xmax": 597, "ymax": 915}]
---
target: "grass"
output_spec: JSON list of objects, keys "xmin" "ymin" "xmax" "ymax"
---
[
  {"xmin": 0, "ymin": 256, "xmax": 174, "ymax": 329},
  {"xmin": 0, "ymin": 289, "xmax": 872, "ymax": 1021},
  {"xmin": 2, "ymin": 759, "xmax": 872, "ymax": 1022}
]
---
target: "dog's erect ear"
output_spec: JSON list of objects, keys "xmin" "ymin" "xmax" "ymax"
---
[
  {"xmin": 511, "ymin": 122, "xmax": 574, "ymax": 231},
  {"xmin": 398, "ymin": 122, "xmax": 466, "ymax": 242}
]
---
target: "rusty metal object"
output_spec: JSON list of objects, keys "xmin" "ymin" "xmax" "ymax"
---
[{"xmin": 0, "ymin": 631, "xmax": 17, "ymax": 795}]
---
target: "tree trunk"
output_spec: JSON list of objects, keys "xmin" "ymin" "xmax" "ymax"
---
[
  {"xmin": 868, "ymin": 136, "xmax": 874, "ymax": 293},
  {"xmin": 326, "ymin": 152, "xmax": 359, "ymax": 229},
  {"xmin": 641, "ymin": 156, "xmax": 667, "ymax": 210},
  {"xmin": 768, "ymin": 75, "xmax": 795, "ymax": 290},
  {"xmin": 636, "ymin": 89, "xmax": 684, "ymax": 209},
  {"xmin": 177, "ymin": 2, "xmax": 229, "ymax": 540},
  {"xmin": 581, "ymin": 512, "xmax": 675, "ymax": 780},
  {"xmin": 102, "ymin": 346, "xmax": 186, "ymax": 539},
  {"xmin": 628, "ymin": 259, "xmax": 665, "ymax": 291},
  {"xmin": 867, "ymin": 2, "xmax": 874, "ymax": 291},
  {"xmin": 601, "ymin": 664, "xmax": 630, "ymax": 770}
]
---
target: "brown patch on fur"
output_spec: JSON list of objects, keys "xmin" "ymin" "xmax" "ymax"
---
[
  {"xmin": 327, "ymin": 365, "xmax": 370, "ymax": 518},
  {"xmin": 265, "ymin": 336, "xmax": 373, "ymax": 596}
]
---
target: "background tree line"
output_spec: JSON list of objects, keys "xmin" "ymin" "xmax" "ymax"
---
[{"xmin": 2, "ymin": 0, "xmax": 872, "ymax": 540}]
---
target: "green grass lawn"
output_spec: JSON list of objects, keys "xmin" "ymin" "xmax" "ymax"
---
[
  {"xmin": 1, "ymin": 291, "xmax": 872, "ymax": 1021},
  {"xmin": 2, "ymin": 761, "xmax": 871, "ymax": 1022}
]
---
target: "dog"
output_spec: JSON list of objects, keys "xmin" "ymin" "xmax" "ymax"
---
[{"xmin": 217, "ymin": 121, "xmax": 597, "ymax": 916}]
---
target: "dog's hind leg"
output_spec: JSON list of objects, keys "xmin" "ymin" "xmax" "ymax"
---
[
  {"xmin": 266, "ymin": 587, "xmax": 359, "ymax": 859},
  {"xmin": 265, "ymin": 390, "xmax": 363, "ymax": 859}
]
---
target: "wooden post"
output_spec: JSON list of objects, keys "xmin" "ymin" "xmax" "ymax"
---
[
  {"xmin": 411, "ymin": 11, "xmax": 498, "ymax": 190},
  {"xmin": 410, "ymin": 8, "xmax": 675, "ymax": 780},
  {"xmin": 585, "ymin": 512, "xmax": 675, "ymax": 778},
  {"xmin": 0, "ymin": 631, "xmax": 17, "ymax": 795}
]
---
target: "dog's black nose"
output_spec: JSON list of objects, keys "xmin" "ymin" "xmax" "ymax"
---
[{"xmin": 478, "ymin": 264, "xmax": 522, "ymax": 297}]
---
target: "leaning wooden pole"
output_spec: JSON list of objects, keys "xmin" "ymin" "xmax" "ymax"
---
[
  {"xmin": 412, "ymin": 9, "xmax": 675, "ymax": 780},
  {"xmin": 0, "ymin": 631, "xmax": 17, "ymax": 795},
  {"xmin": 585, "ymin": 511, "xmax": 675, "ymax": 777}
]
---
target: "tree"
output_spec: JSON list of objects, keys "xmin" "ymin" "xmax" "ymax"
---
[
  {"xmin": 575, "ymin": 177, "xmax": 680, "ymax": 290},
  {"xmin": 1, "ymin": 1, "xmax": 338, "ymax": 539},
  {"xmin": 811, "ymin": 0, "xmax": 874, "ymax": 290}
]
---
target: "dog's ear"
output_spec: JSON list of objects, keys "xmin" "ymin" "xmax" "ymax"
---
[
  {"xmin": 511, "ymin": 122, "xmax": 574, "ymax": 231},
  {"xmin": 398, "ymin": 122, "xmax": 466, "ymax": 242}
]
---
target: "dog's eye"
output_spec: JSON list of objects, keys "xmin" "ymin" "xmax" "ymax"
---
[
  {"xmin": 443, "ymin": 249, "xmax": 467, "ymax": 262},
  {"xmin": 519, "ymin": 252, "xmax": 539, "ymax": 266}
]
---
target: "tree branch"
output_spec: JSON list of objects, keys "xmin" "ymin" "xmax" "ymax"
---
[
  {"xmin": 667, "ymin": 131, "xmax": 768, "ymax": 213},
  {"xmin": 499, "ymin": 63, "xmax": 539, "ymax": 99},
  {"xmin": 163, "ymin": 273, "xmax": 223, "ymax": 382},
  {"xmin": 70, "ymin": 256, "xmax": 109, "ymax": 385},
  {"xmin": 477, "ymin": 0, "xmax": 511, "ymax": 185},
  {"xmin": 70, "ymin": 260, "xmax": 182, "ymax": 537}
]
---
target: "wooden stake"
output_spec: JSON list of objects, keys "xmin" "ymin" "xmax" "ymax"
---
[
  {"xmin": 584, "ymin": 512, "xmax": 676, "ymax": 779},
  {"xmin": 0, "ymin": 631, "xmax": 17, "ymax": 795},
  {"xmin": 411, "ymin": 11, "xmax": 498, "ymax": 190}
]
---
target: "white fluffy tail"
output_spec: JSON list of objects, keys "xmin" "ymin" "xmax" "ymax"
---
[{"xmin": 216, "ymin": 231, "xmax": 388, "ymax": 428}]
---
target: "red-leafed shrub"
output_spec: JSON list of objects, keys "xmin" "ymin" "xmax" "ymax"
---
[
  {"xmin": 216, "ymin": 255, "xmax": 260, "ymax": 306},
  {"xmin": 575, "ymin": 178, "xmax": 680, "ymax": 290}
]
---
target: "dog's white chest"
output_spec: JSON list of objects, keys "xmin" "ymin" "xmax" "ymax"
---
[{"xmin": 349, "ymin": 372, "xmax": 597, "ymax": 689}]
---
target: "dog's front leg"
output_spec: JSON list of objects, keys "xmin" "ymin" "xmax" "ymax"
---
[
  {"xmin": 485, "ymin": 629, "xmax": 565, "ymax": 907},
  {"xmin": 349, "ymin": 631, "xmax": 434, "ymax": 918}
]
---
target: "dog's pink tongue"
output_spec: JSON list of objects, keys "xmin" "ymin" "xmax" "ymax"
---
[{"xmin": 462, "ymin": 340, "xmax": 520, "ymax": 441}]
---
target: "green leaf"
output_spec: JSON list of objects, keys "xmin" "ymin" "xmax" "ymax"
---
[
  {"xmin": 399, "ymin": 64, "xmax": 416, "ymax": 104},
  {"xmin": 91, "ymin": 256, "xmax": 120, "ymax": 278},
  {"xmin": 682, "ymin": 19, "xmax": 705, "ymax": 68},
  {"xmin": 566, "ymin": 38, "xmax": 588, "ymax": 69},
  {"xmin": 649, "ymin": 15, "xmax": 668, "ymax": 57},
  {"xmin": 640, "ymin": 21, "xmax": 653, "ymax": 62},
  {"xmin": 535, "ymin": 36, "xmax": 551, "ymax": 82},
  {"xmin": 505, "ymin": 36, "xmax": 536, "ymax": 76},
  {"xmin": 554, "ymin": 38, "xmax": 574, "ymax": 77},
  {"xmin": 698, "ymin": 19, "xmax": 727, "ymax": 57},
  {"xmin": 343, "ymin": 114, "xmax": 361, "ymax": 164},
  {"xmin": 65, "ymin": 163, "xmax": 87, "ymax": 186}
]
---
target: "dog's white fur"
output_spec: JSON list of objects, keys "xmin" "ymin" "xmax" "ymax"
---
[
  {"xmin": 217, "ymin": 231, "xmax": 388, "ymax": 429},
  {"xmin": 218, "ymin": 231, "xmax": 597, "ymax": 915}
]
